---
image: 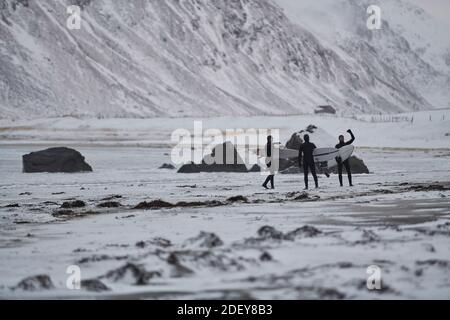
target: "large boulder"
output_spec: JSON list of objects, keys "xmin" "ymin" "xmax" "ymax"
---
[
  {"xmin": 23, "ymin": 147, "xmax": 93, "ymax": 173},
  {"xmin": 178, "ymin": 142, "xmax": 249, "ymax": 173}
]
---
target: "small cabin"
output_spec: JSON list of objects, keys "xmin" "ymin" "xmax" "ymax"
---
[{"xmin": 314, "ymin": 105, "xmax": 336, "ymax": 115}]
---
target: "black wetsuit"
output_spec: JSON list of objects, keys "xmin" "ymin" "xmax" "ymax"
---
[
  {"xmin": 299, "ymin": 141, "xmax": 318, "ymax": 189},
  {"xmin": 335, "ymin": 131, "xmax": 355, "ymax": 186},
  {"xmin": 263, "ymin": 141, "xmax": 274, "ymax": 189}
]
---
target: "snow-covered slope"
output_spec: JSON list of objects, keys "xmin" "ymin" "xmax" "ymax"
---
[
  {"xmin": 0, "ymin": 0, "xmax": 446, "ymax": 119},
  {"xmin": 275, "ymin": 0, "xmax": 450, "ymax": 109}
]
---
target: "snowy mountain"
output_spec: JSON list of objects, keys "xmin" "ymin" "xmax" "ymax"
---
[
  {"xmin": 0, "ymin": 0, "xmax": 447, "ymax": 119},
  {"xmin": 275, "ymin": 0, "xmax": 450, "ymax": 109}
]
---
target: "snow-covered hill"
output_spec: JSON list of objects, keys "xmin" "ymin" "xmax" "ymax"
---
[
  {"xmin": 275, "ymin": 0, "xmax": 450, "ymax": 109},
  {"xmin": 0, "ymin": 0, "xmax": 448, "ymax": 119}
]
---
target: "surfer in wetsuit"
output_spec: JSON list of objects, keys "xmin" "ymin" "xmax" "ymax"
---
[
  {"xmin": 262, "ymin": 135, "xmax": 275, "ymax": 189},
  {"xmin": 298, "ymin": 134, "xmax": 318, "ymax": 190},
  {"xmin": 336, "ymin": 129, "xmax": 355, "ymax": 187}
]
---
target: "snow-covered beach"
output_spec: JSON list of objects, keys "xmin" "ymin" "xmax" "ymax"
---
[{"xmin": 1, "ymin": 111, "xmax": 449, "ymax": 299}]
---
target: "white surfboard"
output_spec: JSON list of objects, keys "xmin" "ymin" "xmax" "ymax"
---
[{"xmin": 314, "ymin": 145, "xmax": 354, "ymax": 169}]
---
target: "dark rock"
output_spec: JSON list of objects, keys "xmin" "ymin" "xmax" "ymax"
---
[
  {"xmin": 101, "ymin": 195, "xmax": 122, "ymax": 201},
  {"xmin": 313, "ymin": 155, "xmax": 369, "ymax": 174},
  {"xmin": 185, "ymin": 231, "xmax": 223, "ymax": 248},
  {"xmin": 306, "ymin": 124, "xmax": 318, "ymax": 133},
  {"xmin": 287, "ymin": 191, "xmax": 309, "ymax": 200},
  {"xmin": 5, "ymin": 203, "xmax": 20, "ymax": 208},
  {"xmin": 80, "ymin": 279, "xmax": 110, "ymax": 292},
  {"xmin": 285, "ymin": 126, "xmax": 317, "ymax": 150},
  {"xmin": 13, "ymin": 274, "xmax": 54, "ymax": 291},
  {"xmin": 97, "ymin": 201, "xmax": 121, "ymax": 208},
  {"xmin": 22, "ymin": 147, "xmax": 92, "ymax": 173},
  {"xmin": 175, "ymin": 200, "xmax": 223, "ymax": 208},
  {"xmin": 178, "ymin": 142, "xmax": 249, "ymax": 173},
  {"xmin": 52, "ymin": 209, "xmax": 75, "ymax": 217},
  {"xmin": 136, "ymin": 237, "xmax": 172, "ymax": 248},
  {"xmin": 134, "ymin": 199, "xmax": 174, "ymax": 210},
  {"xmin": 260, "ymin": 252, "xmax": 273, "ymax": 261},
  {"xmin": 134, "ymin": 199, "xmax": 224, "ymax": 210},
  {"xmin": 61, "ymin": 200, "xmax": 86, "ymax": 209},
  {"xmin": 286, "ymin": 192, "xmax": 320, "ymax": 202},
  {"xmin": 285, "ymin": 132, "xmax": 304, "ymax": 150},
  {"xmin": 257, "ymin": 226, "xmax": 284, "ymax": 240},
  {"xmin": 285, "ymin": 225, "xmax": 322, "ymax": 239},
  {"xmin": 416, "ymin": 259, "xmax": 450, "ymax": 268},
  {"xmin": 227, "ymin": 195, "xmax": 249, "ymax": 203},
  {"xmin": 361, "ymin": 230, "xmax": 380, "ymax": 242},
  {"xmin": 177, "ymin": 163, "xmax": 200, "ymax": 173},
  {"xmin": 407, "ymin": 184, "xmax": 449, "ymax": 192},
  {"xmin": 77, "ymin": 254, "xmax": 128, "ymax": 264},
  {"xmin": 102, "ymin": 263, "xmax": 161, "ymax": 285},
  {"xmin": 159, "ymin": 163, "xmax": 176, "ymax": 170},
  {"xmin": 336, "ymin": 262, "xmax": 354, "ymax": 268},
  {"xmin": 169, "ymin": 250, "xmax": 246, "ymax": 272},
  {"xmin": 167, "ymin": 253, "xmax": 195, "ymax": 277},
  {"xmin": 342, "ymin": 156, "xmax": 370, "ymax": 174},
  {"xmin": 248, "ymin": 164, "xmax": 261, "ymax": 172},
  {"xmin": 177, "ymin": 185, "xmax": 197, "ymax": 188}
]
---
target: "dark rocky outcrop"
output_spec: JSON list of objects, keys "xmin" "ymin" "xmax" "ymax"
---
[
  {"xmin": 134, "ymin": 199, "xmax": 224, "ymax": 210},
  {"xmin": 326, "ymin": 156, "xmax": 370, "ymax": 174},
  {"xmin": 260, "ymin": 252, "xmax": 273, "ymax": 262},
  {"xmin": 185, "ymin": 231, "xmax": 223, "ymax": 248},
  {"xmin": 248, "ymin": 164, "xmax": 261, "ymax": 172},
  {"xmin": 13, "ymin": 274, "xmax": 54, "ymax": 291},
  {"xmin": 80, "ymin": 279, "xmax": 110, "ymax": 292},
  {"xmin": 97, "ymin": 201, "xmax": 121, "ymax": 208},
  {"xmin": 285, "ymin": 125, "xmax": 317, "ymax": 150},
  {"xmin": 4, "ymin": 203, "xmax": 20, "ymax": 208},
  {"xmin": 136, "ymin": 237, "xmax": 172, "ymax": 249},
  {"xmin": 102, "ymin": 263, "xmax": 161, "ymax": 285},
  {"xmin": 227, "ymin": 195, "xmax": 249, "ymax": 203},
  {"xmin": 247, "ymin": 225, "xmax": 322, "ymax": 244},
  {"xmin": 257, "ymin": 226, "xmax": 284, "ymax": 240},
  {"xmin": 22, "ymin": 147, "xmax": 92, "ymax": 173},
  {"xmin": 178, "ymin": 142, "xmax": 249, "ymax": 173},
  {"xmin": 167, "ymin": 253, "xmax": 195, "ymax": 277},
  {"xmin": 134, "ymin": 200, "xmax": 174, "ymax": 210},
  {"xmin": 285, "ymin": 225, "xmax": 322, "ymax": 239},
  {"xmin": 159, "ymin": 163, "xmax": 176, "ymax": 170},
  {"xmin": 61, "ymin": 200, "xmax": 86, "ymax": 209}
]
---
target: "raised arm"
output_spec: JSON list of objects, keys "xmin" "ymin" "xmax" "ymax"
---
[{"xmin": 346, "ymin": 129, "xmax": 355, "ymax": 145}]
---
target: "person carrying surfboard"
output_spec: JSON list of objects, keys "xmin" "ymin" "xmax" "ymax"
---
[
  {"xmin": 298, "ymin": 134, "xmax": 319, "ymax": 190},
  {"xmin": 336, "ymin": 129, "xmax": 355, "ymax": 187},
  {"xmin": 262, "ymin": 135, "xmax": 275, "ymax": 189}
]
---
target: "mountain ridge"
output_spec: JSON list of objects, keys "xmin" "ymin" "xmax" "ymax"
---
[{"xmin": 0, "ymin": 0, "xmax": 446, "ymax": 120}]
